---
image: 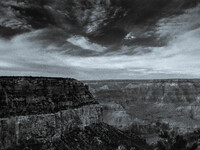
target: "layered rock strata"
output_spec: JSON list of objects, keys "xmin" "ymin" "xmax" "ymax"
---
[
  {"xmin": 0, "ymin": 77, "xmax": 103, "ymax": 149},
  {"xmin": 0, "ymin": 77, "xmax": 97, "ymax": 117},
  {"xmin": 0, "ymin": 105, "xmax": 103, "ymax": 149},
  {"xmin": 85, "ymin": 79, "xmax": 200, "ymax": 103}
]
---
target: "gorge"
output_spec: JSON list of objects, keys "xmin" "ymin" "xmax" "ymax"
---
[
  {"xmin": 0, "ymin": 77, "xmax": 150, "ymax": 150},
  {"xmin": 84, "ymin": 79, "xmax": 200, "ymax": 145},
  {"xmin": 1, "ymin": 77, "xmax": 200, "ymax": 149},
  {"xmin": 0, "ymin": 77, "xmax": 102, "ymax": 149}
]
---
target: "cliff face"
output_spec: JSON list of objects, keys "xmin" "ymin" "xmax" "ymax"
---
[
  {"xmin": 85, "ymin": 79, "xmax": 200, "ymax": 103},
  {"xmin": 47, "ymin": 123, "xmax": 151, "ymax": 150},
  {"xmin": 123, "ymin": 80, "xmax": 200, "ymax": 103},
  {"xmin": 0, "ymin": 77, "xmax": 97, "ymax": 117},
  {"xmin": 0, "ymin": 77, "xmax": 103, "ymax": 149},
  {"xmin": 84, "ymin": 79, "xmax": 200, "ymax": 134},
  {"xmin": 0, "ymin": 105, "xmax": 103, "ymax": 149},
  {"xmin": 11, "ymin": 123, "xmax": 151, "ymax": 150}
]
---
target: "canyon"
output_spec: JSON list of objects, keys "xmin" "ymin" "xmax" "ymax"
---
[
  {"xmin": 0, "ymin": 77, "xmax": 149, "ymax": 150},
  {"xmin": 0, "ymin": 77, "xmax": 103, "ymax": 149},
  {"xmin": 1, "ymin": 77, "xmax": 200, "ymax": 149},
  {"xmin": 84, "ymin": 79, "xmax": 200, "ymax": 143}
]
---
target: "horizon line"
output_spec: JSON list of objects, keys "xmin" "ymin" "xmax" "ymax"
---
[{"xmin": 0, "ymin": 75, "xmax": 200, "ymax": 81}]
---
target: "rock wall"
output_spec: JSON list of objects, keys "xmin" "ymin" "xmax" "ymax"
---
[
  {"xmin": 85, "ymin": 79, "xmax": 200, "ymax": 103},
  {"xmin": 0, "ymin": 77, "xmax": 96, "ymax": 117},
  {"xmin": 122, "ymin": 80, "xmax": 200, "ymax": 103},
  {"xmin": 0, "ymin": 105, "xmax": 103, "ymax": 149},
  {"xmin": 0, "ymin": 77, "xmax": 103, "ymax": 149},
  {"xmin": 84, "ymin": 79, "xmax": 200, "ymax": 132}
]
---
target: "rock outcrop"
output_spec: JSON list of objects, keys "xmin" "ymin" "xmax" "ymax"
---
[
  {"xmin": 13, "ymin": 123, "xmax": 152, "ymax": 150},
  {"xmin": 0, "ymin": 105, "xmax": 103, "ymax": 149},
  {"xmin": 0, "ymin": 76, "xmax": 97, "ymax": 117},
  {"xmin": 0, "ymin": 77, "xmax": 103, "ymax": 149}
]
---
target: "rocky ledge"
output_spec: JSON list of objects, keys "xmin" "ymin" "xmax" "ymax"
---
[
  {"xmin": 13, "ymin": 123, "xmax": 151, "ymax": 150},
  {"xmin": 0, "ymin": 76, "xmax": 97, "ymax": 117},
  {"xmin": 0, "ymin": 77, "xmax": 103, "ymax": 149}
]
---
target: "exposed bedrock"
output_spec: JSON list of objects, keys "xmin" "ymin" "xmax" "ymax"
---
[
  {"xmin": 84, "ymin": 79, "xmax": 200, "ymax": 131},
  {"xmin": 0, "ymin": 77, "xmax": 97, "ymax": 117},
  {"xmin": 85, "ymin": 79, "xmax": 200, "ymax": 103},
  {"xmin": 0, "ymin": 77, "xmax": 103, "ymax": 149},
  {"xmin": 0, "ymin": 105, "xmax": 103, "ymax": 149}
]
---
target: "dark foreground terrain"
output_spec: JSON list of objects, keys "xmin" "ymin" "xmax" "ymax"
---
[{"xmin": 14, "ymin": 123, "xmax": 151, "ymax": 150}]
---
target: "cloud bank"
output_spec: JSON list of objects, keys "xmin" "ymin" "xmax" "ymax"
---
[{"xmin": 0, "ymin": 1, "xmax": 200, "ymax": 80}]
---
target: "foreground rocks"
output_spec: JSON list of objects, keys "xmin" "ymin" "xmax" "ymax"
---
[
  {"xmin": 13, "ymin": 123, "xmax": 151, "ymax": 150},
  {"xmin": 0, "ymin": 77, "xmax": 103, "ymax": 149},
  {"xmin": 0, "ymin": 104, "xmax": 103, "ymax": 149}
]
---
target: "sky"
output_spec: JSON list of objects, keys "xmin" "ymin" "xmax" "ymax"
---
[{"xmin": 0, "ymin": 0, "xmax": 200, "ymax": 80}]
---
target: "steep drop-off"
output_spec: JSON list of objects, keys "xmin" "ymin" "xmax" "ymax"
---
[
  {"xmin": 0, "ymin": 77, "xmax": 102, "ymax": 149},
  {"xmin": 0, "ymin": 76, "xmax": 97, "ymax": 117},
  {"xmin": 13, "ymin": 123, "xmax": 151, "ymax": 150},
  {"xmin": 0, "ymin": 77, "xmax": 151, "ymax": 150},
  {"xmin": 0, "ymin": 105, "xmax": 103, "ymax": 149}
]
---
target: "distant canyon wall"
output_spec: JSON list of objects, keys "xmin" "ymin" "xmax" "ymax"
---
[
  {"xmin": 84, "ymin": 80, "xmax": 200, "ymax": 130},
  {"xmin": 85, "ymin": 79, "xmax": 200, "ymax": 103}
]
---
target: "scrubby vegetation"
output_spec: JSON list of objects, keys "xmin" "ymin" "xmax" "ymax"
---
[{"xmin": 153, "ymin": 129, "xmax": 200, "ymax": 150}]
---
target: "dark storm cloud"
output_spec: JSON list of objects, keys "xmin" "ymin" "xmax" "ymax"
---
[{"xmin": 0, "ymin": 0, "xmax": 200, "ymax": 79}]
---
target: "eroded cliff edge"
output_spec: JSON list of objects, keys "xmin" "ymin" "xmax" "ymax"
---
[{"xmin": 0, "ymin": 77, "xmax": 103, "ymax": 149}]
